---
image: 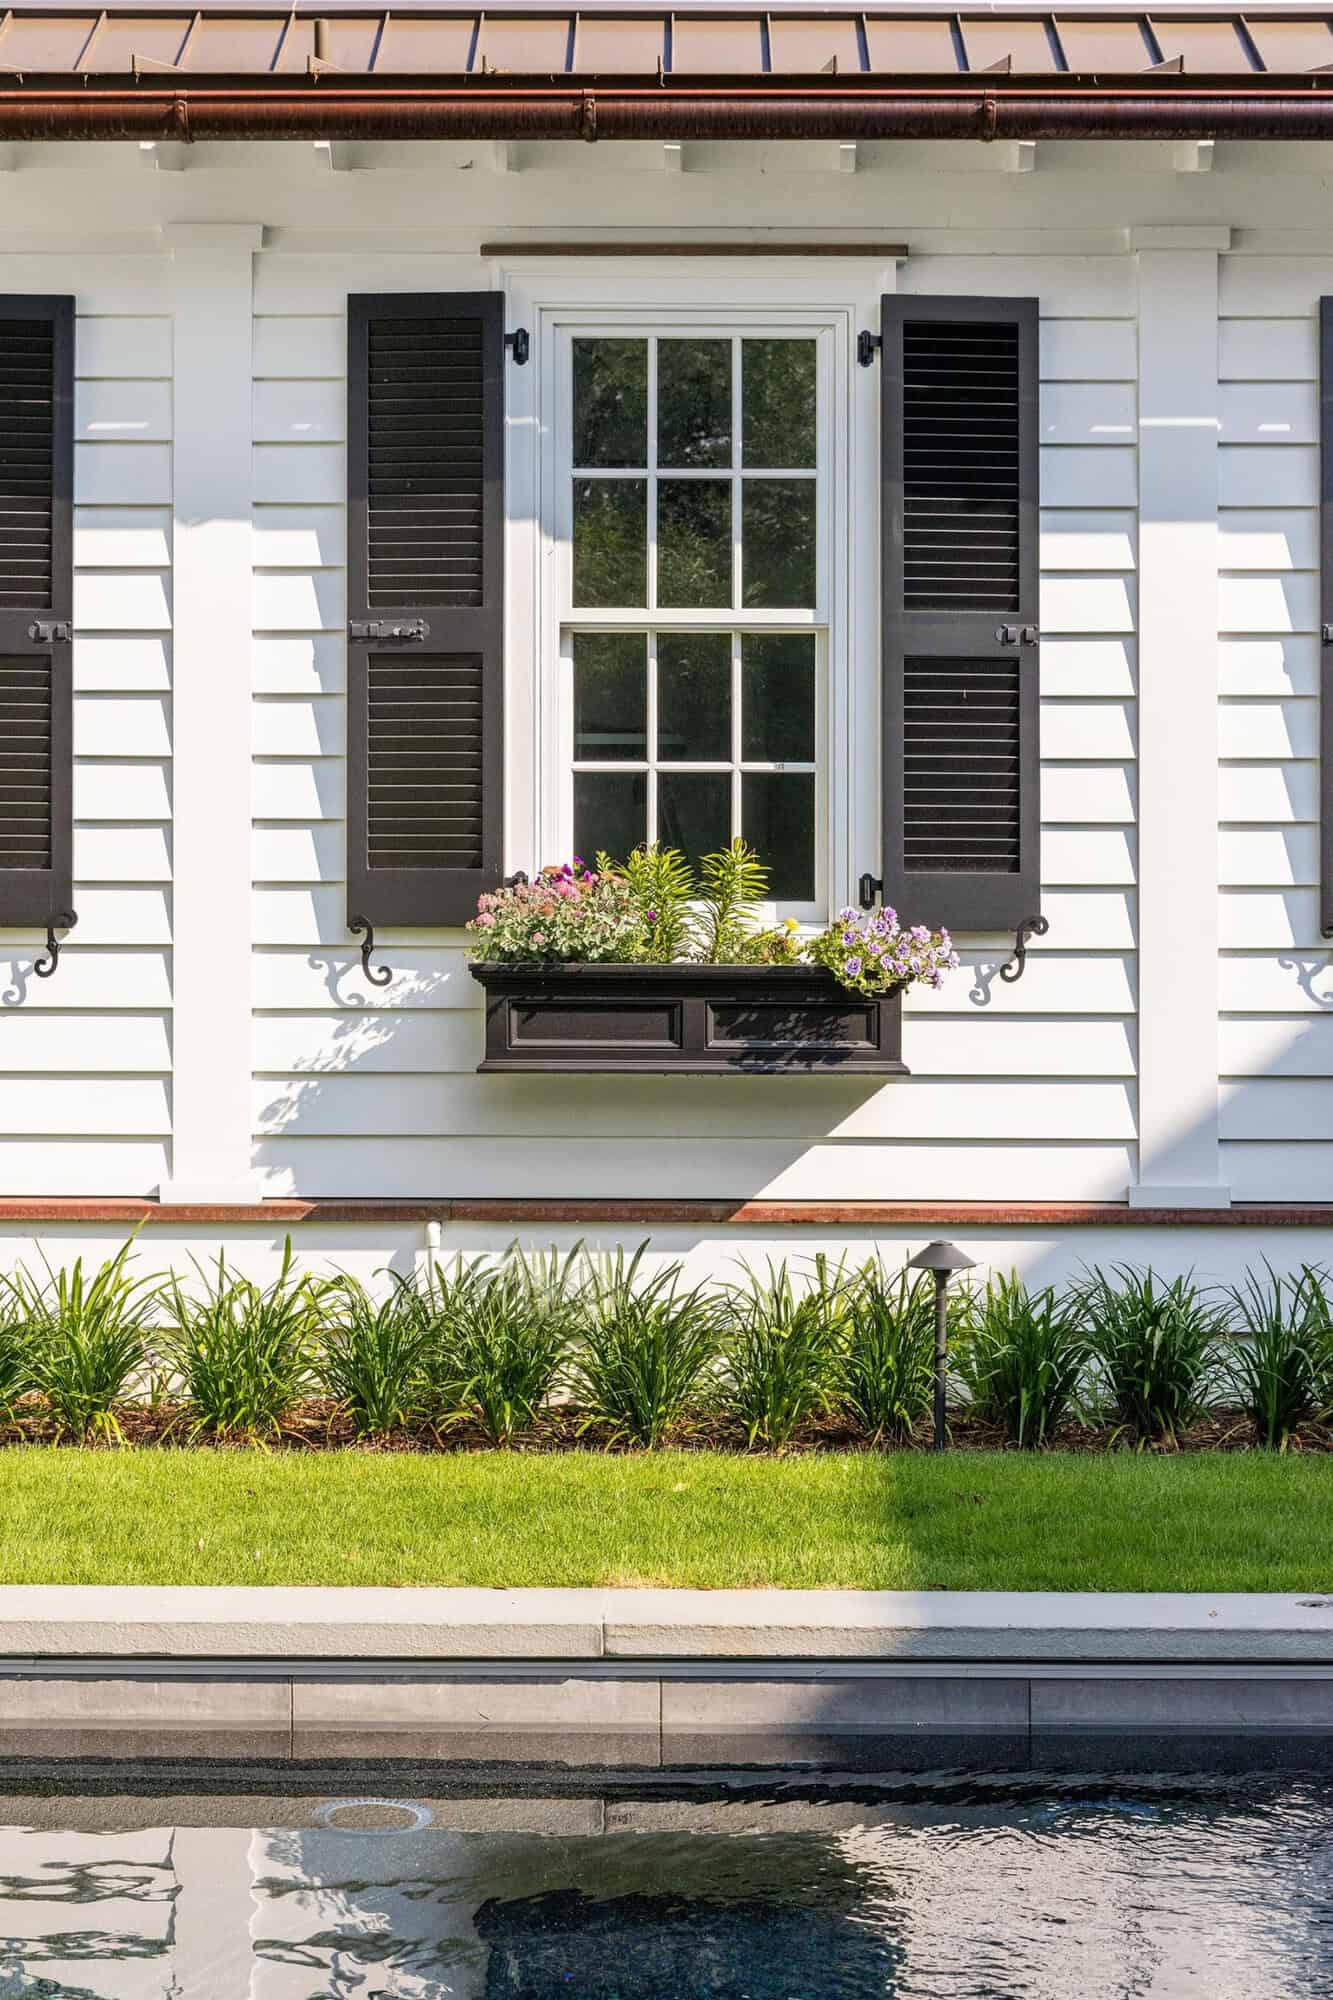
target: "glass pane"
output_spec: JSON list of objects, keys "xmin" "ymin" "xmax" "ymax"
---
[
  {"xmin": 742, "ymin": 479, "xmax": 815, "ymax": 608},
  {"xmin": 741, "ymin": 633, "xmax": 816, "ymax": 762},
  {"xmin": 658, "ymin": 633, "xmax": 731, "ymax": 763},
  {"xmin": 658, "ymin": 771, "xmax": 731, "ymax": 871},
  {"xmin": 575, "ymin": 769, "xmax": 647, "ymax": 866},
  {"xmin": 573, "ymin": 338, "xmax": 647, "ymax": 467},
  {"xmin": 743, "ymin": 339, "xmax": 817, "ymax": 468},
  {"xmin": 658, "ymin": 339, "xmax": 732, "ymax": 469},
  {"xmin": 573, "ymin": 479, "xmax": 647, "ymax": 607},
  {"xmin": 657, "ymin": 480, "xmax": 731, "ymax": 608},
  {"xmin": 743, "ymin": 773, "xmax": 816, "ymax": 901},
  {"xmin": 574, "ymin": 632, "xmax": 647, "ymax": 762}
]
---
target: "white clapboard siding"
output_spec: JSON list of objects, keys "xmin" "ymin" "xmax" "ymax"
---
[
  {"xmin": 1220, "ymin": 955, "xmax": 1333, "ymax": 1014},
  {"xmin": 1218, "ymin": 573, "xmax": 1317, "ymax": 635},
  {"xmin": 1041, "ymin": 575, "xmax": 1136, "ymax": 634},
  {"xmin": 75, "ymin": 637, "xmax": 172, "ymax": 693},
  {"xmin": 1221, "ymin": 1017, "xmax": 1333, "ymax": 1079},
  {"xmin": 75, "ymin": 762, "xmax": 172, "ymax": 821},
  {"xmin": 69, "ymin": 888, "xmax": 172, "ymax": 945},
  {"xmin": 76, "ymin": 444, "xmax": 173, "ymax": 506},
  {"xmin": 1219, "ymin": 763, "xmax": 1317, "ymax": 823},
  {"xmin": 1041, "ymin": 639, "xmax": 1135, "ymax": 699},
  {"xmin": 253, "ymin": 571, "xmax": 345, "ymax": 632},
  {"xmin": 1218, "ymin": 382, "xmax": 1317, "ymax": 446},
  {"xmin": 74, "ymin": 697, "xmax": 172, "ymax": 759},
  {"xmin": 0, "ymin": 1079, "xmax": 171, "ymax": 1138},
  {"xmin": 1040, "ymin": 702, "xmax": 1135, "ymax": 759},
  {"xmin": 1218, "ymin": 446, "xmax": 1318, "ymax": 508},
  {"xmin": 1040, "ymin": 383, "xmax": 1136, "ymax": 445},
  {"xmin": 253, "ymin": 315, "xmax": 344, "ymax": 377},
  {"xmin": 74, "ymin": 510, "xmax": 173, "ymax": 569},
  {"xmin": 1222, "ymin": 1142, "xmax": 1333, "ymax": 1202},
  {"xmin": 1221, "ymin": 1079, "xmax": 1333, "ymax": 1141},
  {"xmin": 253, "ymin": 697, "xmax": 345, "ymax": 759},
  {"xmin": 1220, "ymin": 637, "xmax": 1316, "ymax": 698},
  {"xmin": 906, "ymin": 257, "xmax": 1135, "ymax": 319},
  {"xmin": 1040, "ymin": 447, "xmax": 1138, "ymax": 508},
  {"xmin": 252, "ymin": 947, "xmax": 476, "ymax": 1010},
  {"xmin": 1043, "ymin": 827, "xmax": 1137, "ymax": 885},
  {"xmin": 254, "ymin": 634, "xmax": 345, "ymax": 695},
  {"xmin": 1219, "ymin": 701, "xmax": 1317, "ymax": 762},
  {"xmin": 0, "ymin": 1141, "xmax": 170, "ymax": 1195},
  {"xmin": 252, "ymin": 821, "xmax": 345, "ymax": 882},
  {"xmin": 1218, "ymin": 319, "xmax": 1317, "ymax": 381},
  {"xmin": 252, "ymin": 508, "xmax": 345, "ymax": 568},
  {"xmin": 253, "ymin": 1138, "xmax": 1137, "ymax": 1202},
  {"xmin": 0, "ymin": 1012, "xmax": 173, "ymax": 1074},
  {"xmin": 1219, "ymin": 511, "xmax": 1317, "ymax": 572},
  {"xmin": 1040, "ymin": 512, "xmax": 1136, "ymax": 571},
  {"xmin": 73, "ymin": 572, "xmax": 172, "ymax": 633},
  {"xmin": 74, "ymin": 825, "xmax": 173, "ymax": 882},
  {"xmin": 252, "ymin": 1074, "xmax": 1137, "ymax": 1143},
  {"xmin": 1040, "ymin": 319, "xmax": 1137, "ymax": 380},
  {"xmin": 254, "ymin": 445, "xmax": 345, "ymax": 505},
  {"xmin": 1220, "ymin": 888, "xmax": 1325, "ymax": 948},
  {"xmin": 76, "ymin": 379, "xmax": 171, "ymax": 443},
  {"xmin": 252, "ymin": 760, "xmax": 342, "ymax": 821},
  {"xmin": 253, "ymin": 255, "xmax": 490, "ymax": 316},
  {"xmin": 253, "ymin": 380, "xmax": 344, "ymax": 443},
  {"xmin": 1220, "ymin": 259, "xmax": 1333, "ymax": 317},
  {"xmin": 0, "ymin": 953, "xmax": 172, "ymax": 1010},
  {"xmin": 906, "ymin": 955, "xmax": 1136, "ymax": 1016},
  {"xmin": 1220, "ymin": 826, "xmax": 1318, "ymax": 887},
  {"xmin": 1042, "ymin": 764, "xmax": 1136, "ymax": 822},
  {"xmin": 77, "ymin": 316, "xmax": 173, "ymax": 378}
]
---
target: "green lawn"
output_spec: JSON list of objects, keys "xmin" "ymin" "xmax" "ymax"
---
[{"xmin": 1, "ymin": 1448, "xmax": 1331, "ymax": 1590}]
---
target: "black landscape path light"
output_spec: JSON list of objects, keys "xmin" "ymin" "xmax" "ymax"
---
[{"xmin": 906, "ymin": 1241, "xmax": 976, "ymax": 1451}]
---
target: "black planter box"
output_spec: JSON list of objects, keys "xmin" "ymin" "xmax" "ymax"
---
[{"xmin": 469, "ymin": 962, "xmax": 908, "ymax": 1074}]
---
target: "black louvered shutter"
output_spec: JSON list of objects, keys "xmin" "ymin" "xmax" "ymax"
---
[
  {"xmin": 0, "ymin": 296, "xmax": 73, "ymax": 930},
  {"xmin": 880, "ymin": 294, "xmax": 1040, "ymax": 932},
  {"xmin": 347, "ymin": 292, "xmax": 504, "ymax": 930},
  {"xmin": 1312, "ymin": 302, "xmax": 1320, "ymax": 936}
]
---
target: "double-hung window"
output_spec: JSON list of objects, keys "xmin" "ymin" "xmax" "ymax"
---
[{"xmin": 552, "ymin": 316, "xmax": 834, "ymax": 920}]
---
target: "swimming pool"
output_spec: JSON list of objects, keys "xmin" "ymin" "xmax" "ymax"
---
[{"xmin": 2, "ymin": 1773, "xmax": 1330, "ymax": 1995}]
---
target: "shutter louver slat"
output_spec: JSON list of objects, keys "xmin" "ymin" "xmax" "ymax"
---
[
  {"xmin": 0, "ymin": 294, "xmax": 73, "ymax": 931},
  {"xmin": 881, "ymin": 295, "xmax": 1039, "ymax": 932},
  {"xmin": 347, "ymin": 292, "xmax": 504, "ymax": 931}
]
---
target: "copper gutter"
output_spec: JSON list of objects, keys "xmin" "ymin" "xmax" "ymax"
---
[{"xmin": 2, "ymin": 81, "xmax": 1333, "ymax": 142}]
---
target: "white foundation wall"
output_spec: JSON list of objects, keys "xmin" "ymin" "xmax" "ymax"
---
[{"xmin": 0, "ymin": 139, "xmax": 1331, "ymax": 1270}]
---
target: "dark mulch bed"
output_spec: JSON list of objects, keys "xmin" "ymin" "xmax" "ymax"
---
[{"xmin": 1, "ymin": 1398, "xmax": 1331, "ymax": 1455}]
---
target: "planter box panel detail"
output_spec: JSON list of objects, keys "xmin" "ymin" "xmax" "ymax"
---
[{"xmin": 470, "ymin": 964, "xmax": 908, "ymax": 1074}]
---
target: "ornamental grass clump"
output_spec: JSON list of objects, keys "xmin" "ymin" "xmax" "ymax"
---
[
  {"xmin": 13, "ymin": 1239, "xmax": 154, "ymax": 1443},
  {"xmin": 718, "ymin": 1256, "xmax": 853, "ymax": 1450},
  {"xmin": 956, "ymin": 1274, "xmax": 1089, "ymax": 1449},
  {"xmin": 422, "ymin": 1245, "xmax": 582, "ymax": 1445},
  {"xmin": 0, "ymin": 1287, "xmax": 29, "ymax": 1423},
  {"xmin": 316, "ymin": 1276, "xmax": 431, "ymax": 1438},
  {"xmin": 568, "ymin": 1245, "xmax": 722, "ymax": 1448},
  {"xmin": 1221, "ymin": 1264, "xmax": 1333, "ymax": 1450},
  {"xmin": 839, "ymin": 1265, "xmax": 938, "ymax": 1443},
  {"xmin": 158, "ymin": 1237, "xmax": 322, "ymax": 1440},
  {"xmin": 1071, "ymin": 1264, "xmax": 1224, "ymax": 1446}
]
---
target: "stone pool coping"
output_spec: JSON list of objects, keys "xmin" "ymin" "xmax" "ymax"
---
[{"xmin": 3, "ymin": 1585, "xmax": 1333, "ymax": 1664}]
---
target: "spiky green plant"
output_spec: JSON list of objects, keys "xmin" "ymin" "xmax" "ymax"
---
[
  {"xmin": 568, "ymin": 1244, "xmax": 722, "ymax": 1448},
  {"xmin": 158, "ymin": 1237, "xmax": 322, "ymax": 1440},
  {"xmin": 718, "ymin": 1255, "xmax": 853, "ymax": 1450},
  {"xmin": 839, "ymin": 1264, "xmax": 937, "ymax": 1442},
  {"xmin": 693, "ymin": 839, "xmax": 770, "ymax": 962},
  {"xmin": 955, "ymin": 1274, "xmax": 1089, "ymax": 1449},
  {"xmin": 1071, "ymin": 1264, "xmax": 1223, "ymax": 1445},
  {"xmin": 14, "ymin": 1238, "xmax": 154, "ymax": 1442},
  {"xmin": 317, "ymin": 1275, "xmax": 431, "ymax": 1437},
  {"xmin": 0, "ymin": 1279, "xmax": 31, "ymax": 1423},
  {"xmin": 433, "ymin": 1244, "xmax": 583, "ymax": 1444},
  {"xmin": 613, "ymin": 843, "xmax": 696, "ymax": 963},
  {"xmin": 1221, "ymin": 1264, "xmax": 1333, "ymax": 1450}
]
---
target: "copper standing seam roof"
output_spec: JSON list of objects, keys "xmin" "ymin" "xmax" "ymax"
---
[{"xmin": 4, "ymin": 8, "xmax": 1333, "ymax": 139}]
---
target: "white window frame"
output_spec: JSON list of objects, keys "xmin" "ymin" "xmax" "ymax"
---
[{"xmin": 498, "ymin": 262, "xmax": 893, "ymax": 924}]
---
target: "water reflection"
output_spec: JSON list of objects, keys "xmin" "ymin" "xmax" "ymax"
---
[{"xmin": 1, "ymin": 1778, "xmax": 1332, "ymax": 1997}]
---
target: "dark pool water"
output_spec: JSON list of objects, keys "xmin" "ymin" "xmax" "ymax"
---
[{"xmin": 1, "ymin": 1775, "xmax": 1332, "ymax": 1996}]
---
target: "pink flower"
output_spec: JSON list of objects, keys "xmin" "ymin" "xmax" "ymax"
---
[
  {"xmin": 474, "ymin": 911, "xmax": 496, "ymax": 929},
  {"xmin": 531, "ymin": 931, "xmax": 548, "ymax": 948}
]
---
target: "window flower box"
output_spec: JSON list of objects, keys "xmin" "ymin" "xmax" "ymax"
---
[{"xmin": 469, "ymin": 962, "xmax": 908, "ymax": 1075}]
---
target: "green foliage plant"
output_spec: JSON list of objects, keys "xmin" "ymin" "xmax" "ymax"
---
[
  {"xmin": 840, "ymin": 1265, "xmax": 937, "ymax": 1442},
  {"xmin": 317, "ymin": 1275, "xmax": 431, "ymax": 1438},
  {"xmin": 436, "ymin": 1244, "xmax": 582, "ymax": 1445},
  {"xmin": 0, "ymin": 1282, "xmax": 29, "ymax": 1423},
  {"xmin": 719, "ymin": 1255, "xmax": 853, "ymax": 1450},
  {"xmin": 1222, "ymin": 1263, "xmax": 1333, "ymax": 1450},
  {"xmin": 158, "ymin": 1237, "xmax": 322, "ymax": 1440},
  {"xmin": 1071, "ymin": 1264, "xmax": 1223, "ymax": 1446},
  {"xmin": 14, "ymin": 1237, "xmax": 154, "ymax": 1443},
  {"xmin": 955, "ymin": 1274, "xmax": 1089, "ymax": 1449},
  {"xmin": 613, "ymin": 843, "xmax": 696, "ymax": 963},
  {"xmin": 693, "ymin": 839, "xmax": 770, "ymax": 962},
  {"xmin": 568, "ymin": 1244, "xmax": 722, "ymax": 1448}
]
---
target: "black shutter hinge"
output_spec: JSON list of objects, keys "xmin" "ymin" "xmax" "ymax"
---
[
  {"xmin": 28, "ymin": 620, "xmax": 72, "ymax": 645},
  {"xmin": 858, "ymin": 872, "xmax": 884, "ymax": 910},
  {"xmin": 349, "ymin": 914, "xmax": 393, "ymax": 988},
  {"xmin": 857, "ymin": 330, "xmax": 882, "ymax": 368},
  {"xmin": 1322, "ymin": 624, "xmax": 1333, "ymax": 645},
  {"xmin": 348, "ymin": 618, "xmax": 429, "ymax": 642},
  {"xmin": 996, "ymin": 624, "xmax": 1039, "ymax": 647},
  {"xmin": 34, "ymin": 910, "xmax": 77, "ymax": 980},
  {"xmin": 999, "ymin": 914, "xmax": 1049, "ymax": 984},
  {"xmin": 506, "ymin": 328, "xmax": 530, "ymax": 365}
]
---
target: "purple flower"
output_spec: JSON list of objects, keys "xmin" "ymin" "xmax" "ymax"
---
[
  {"xmin": 845, "ymin": 956, "xmax": 863, "ymax": 977},
  {"xmin": 646, "ymin": 908, "xmax": 658, "ymax": 922},
  {"xmin": 842, "ymin": 929, "xmax": 858, "ymax": 947}
]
